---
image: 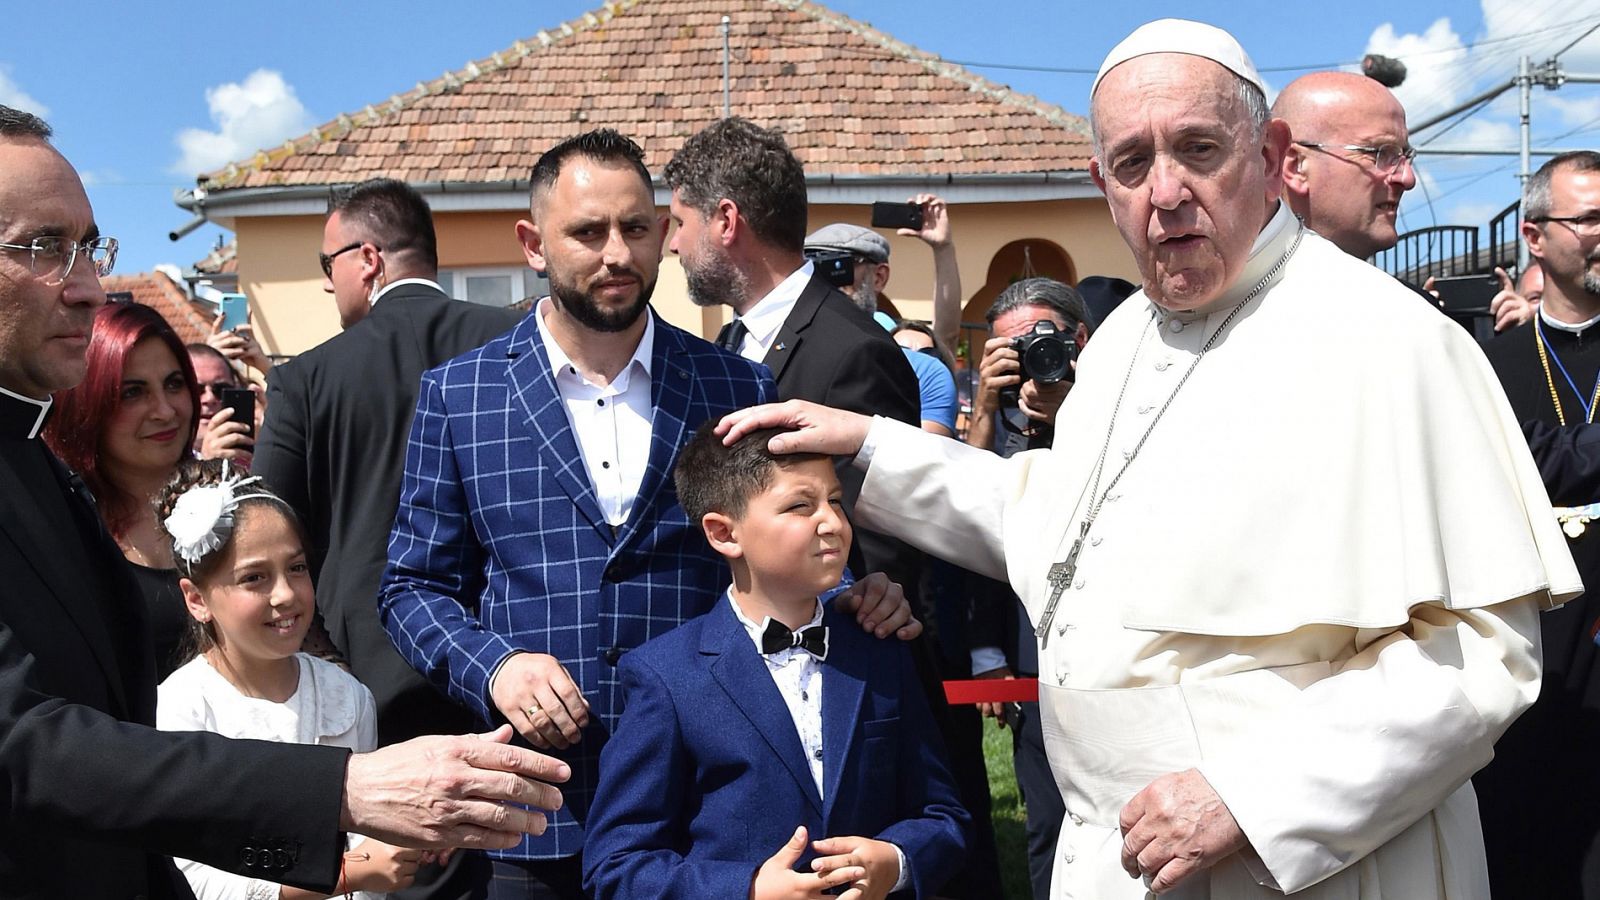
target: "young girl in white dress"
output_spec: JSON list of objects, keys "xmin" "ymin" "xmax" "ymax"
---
[{"xmin": 155, "ymin": 460, "xmax": 422, "ymax": 900}]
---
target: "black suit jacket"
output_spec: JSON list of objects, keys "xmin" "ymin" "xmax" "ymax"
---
[
  {"xmin": 254, "ymin": 282, "xmax": 522, "ymax": 746},
  {"xmin": 0, "ymin": 401, "xmax": 346, "ymax": 900},
  {"xmin": 744, "ymin": 274, "xmax": 923, "ymax": 601},
  {"xmin": 1523, "ymin": 419, "xmax": 1600, "ymax": 507}
]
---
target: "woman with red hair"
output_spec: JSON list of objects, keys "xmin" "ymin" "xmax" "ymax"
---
[{"xmin": 45, "ymin": 300, "xmax": 198, "ymax": 678}]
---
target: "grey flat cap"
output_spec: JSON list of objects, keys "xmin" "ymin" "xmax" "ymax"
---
[{"xmin": 804, "ymin": 223, "xmax": 890, "ymax": 263}]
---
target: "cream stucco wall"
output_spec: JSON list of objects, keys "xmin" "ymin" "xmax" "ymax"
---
[{"xmin": 235, "ymin": 198, "xmax": 1136, "ymax": 359}]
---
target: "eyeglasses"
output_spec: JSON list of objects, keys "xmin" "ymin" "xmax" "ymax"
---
[
  {"xmin": 1529, "ymin": 212, "xmax": 1600, "ymax": 237},
  {"xmin": 318, "ymin": 241, "xmax": 367, "ymax": 278},
  {"xmin": 1296, "ymin": 141, "xmax": 1417, "ymax": 175},
  {"xmin": 0, "ymin": 235, "xmax": 118, "ymax": 283}
]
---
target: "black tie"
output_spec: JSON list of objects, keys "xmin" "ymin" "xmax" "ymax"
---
[
  {"xmin": 760, "ymin": 618, "xmax": 829, "ymax": 659},
  {"xmin": 718, "ymin": 318, "xmax": 749, "ymax": 353}
]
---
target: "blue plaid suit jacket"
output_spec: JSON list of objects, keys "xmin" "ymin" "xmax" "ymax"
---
[{"xmin": 379, "ymin": 310, "xmax": 775, "ymax": 859}]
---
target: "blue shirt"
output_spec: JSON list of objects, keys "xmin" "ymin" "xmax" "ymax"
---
[{"xmin": 902, "ymin": 349, "xmax": 957, "ymax": 432}]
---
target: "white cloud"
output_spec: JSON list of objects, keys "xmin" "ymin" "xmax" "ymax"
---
[
  {"xmin": 171, "ymin": 69, "xmax": 313, "ymax": 176},
  {"xmin": 0, "ymin": 66, "xmax": 48, "ymax": 117},
  {"xmin": 1448, "ymin": 200, "xmax": 1503, "ymax": 225},
  {"xmin": 1451, "ymin": 118, "xmax": 1520, "ymax": 148},
  {"xmin": 77, "ymin": 169, "xmax": 123, "ymax": 188},
  {"xmin": 1544, "ymin": 94, "xmax": 1600, "ymax": 130},
  {"xmin": 1366, "ymin": 18, "xmax": 1469, "ymax": 123}
]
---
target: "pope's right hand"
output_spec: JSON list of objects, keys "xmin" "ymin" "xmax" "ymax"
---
[
  {"xmin": 718, "ymin": 400, "xmax": 872, "ymax": 458},
  {"xmin": 491, "ymin": 652, "xmax": 590, "ymax": 749}
]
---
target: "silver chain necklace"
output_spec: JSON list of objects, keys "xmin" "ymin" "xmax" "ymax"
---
[{"xmin": 1035, "ymin": 219, "xmax": 1306, "ymax": 646}]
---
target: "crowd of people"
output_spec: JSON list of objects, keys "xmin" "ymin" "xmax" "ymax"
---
[{"xmin": 3, "ymin": 13, "xmax": 1600, "ymax": 900}]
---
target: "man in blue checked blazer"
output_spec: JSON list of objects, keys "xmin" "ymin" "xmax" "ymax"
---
[{"xmin": 379, "ymin": 130, "xmax": 918, "ymax": 899}]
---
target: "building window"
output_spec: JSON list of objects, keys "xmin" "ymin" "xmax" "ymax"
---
[{"xmin": 438, "ymin": 266, "xmax": 548, "ymax": 307}]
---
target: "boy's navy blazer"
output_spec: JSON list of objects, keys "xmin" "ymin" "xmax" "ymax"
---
[
  {"xmin": 379, "ymin": 311, "xmax": 776, "ymax": 857},
  {"xmin": 583, "ymin": 596, "xmax": 970, "ymax": 899}
]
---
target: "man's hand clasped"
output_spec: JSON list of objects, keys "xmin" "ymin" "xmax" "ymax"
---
[{"xmin": 492, "ymin": 652, "xmax": 592, "ymax": 750}]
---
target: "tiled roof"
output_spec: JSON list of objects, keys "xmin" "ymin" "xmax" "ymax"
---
[
  {"xmin": 195, "ymin": 0, "xmax": 1091, "ymax": 191},
  {"xmin": 101, "ymin": 272, "xmax": 214, "ymax": 345},
  {"xmin": 192, "ymin": 240, "xmax": 237, "ymax": 275}
]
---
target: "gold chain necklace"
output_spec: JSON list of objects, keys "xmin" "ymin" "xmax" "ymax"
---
[{"xmin": 1534, "ymin": 316, "xmax": 1600, "ymax": 426}]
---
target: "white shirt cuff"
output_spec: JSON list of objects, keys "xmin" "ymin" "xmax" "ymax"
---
[
  {"xmin": 890, "ymin": 842, "xmax": 910, "ymax": 892},
  {"xmin": 853, "ymin": 415, "xmax": 888, "ymax": 470}
]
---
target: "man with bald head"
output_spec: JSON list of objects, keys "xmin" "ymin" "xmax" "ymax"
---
[
  {"xmin": 715, "ymin": 19, "xmax": 1572, "ymax": 899},
  {"xmin": 1273, "ymin": 71, "xmax": 1416, "ymax": 259}
]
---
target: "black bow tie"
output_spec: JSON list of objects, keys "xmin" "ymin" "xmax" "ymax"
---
[{"xmin": 760, "ymin": 618, "xmax": 829, "ymax": 659}]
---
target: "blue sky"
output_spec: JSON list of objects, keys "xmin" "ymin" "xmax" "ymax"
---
[{"xmin": 5, "ymin": 0, "xmax": 1599, "ymax": 276}]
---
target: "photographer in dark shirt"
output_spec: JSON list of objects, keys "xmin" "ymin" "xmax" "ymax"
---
[{"xmin": 965, "ymin": 277, "xmax": 1091, "ymax": 900}]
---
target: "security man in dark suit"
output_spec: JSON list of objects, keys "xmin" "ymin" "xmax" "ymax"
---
[
  {"xmin": 661, "ymin": 117, "xmax": 921, "ymax": 593},
  {"xmin": 0, "ymin": 104, "xmax": 563, "ymax": 900},
  {"xmin": 661, "ymin": 116, "xmax": 1012, "ymax": 898},
  {"xmin": 254, "ymin": 178, "xmax": 524, "ymax": 898}
]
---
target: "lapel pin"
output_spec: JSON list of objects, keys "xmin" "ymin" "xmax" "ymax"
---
[{"xmin": 774, "ymin": 342, "xmax": 787, "ymax": 352}]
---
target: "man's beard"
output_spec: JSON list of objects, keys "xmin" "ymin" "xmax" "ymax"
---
[
  {"xmin": 683, "ymin": 239, "xmax": 749, "ymax": 309},
  {"xmin": 850, "ymin": 277, "xmax": 878, "ymax": 314},
  {"xmin": 548, "ymin": 264, "xmax": 654, "ymax": 333},
  {"xmin": 1584, "ymin": 249, "xmax": 1600, "ymax": 297}
]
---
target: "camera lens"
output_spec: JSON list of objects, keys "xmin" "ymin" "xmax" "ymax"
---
[{"xmin": 1022, "ymin": 337, "xmax": 1071, "ymax": 384}]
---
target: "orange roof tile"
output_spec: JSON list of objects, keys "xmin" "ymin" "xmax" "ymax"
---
[
  {"xmin": 196, "ymin": 0, "xmax": 1091, "ymax": 191},
  {"xmin": 101, "ymin": 272, "xmax": 214, "ymax": 345},
  {"xmin": 192, "ymin": 240, "xmax": 237, "ymax": 275}
]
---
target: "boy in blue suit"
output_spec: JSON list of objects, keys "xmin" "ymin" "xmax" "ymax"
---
[{"xmin": 584, "ymin": 422, "xmax": 969, "ymax": 899}]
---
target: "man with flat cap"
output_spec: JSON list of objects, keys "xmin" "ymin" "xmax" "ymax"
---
[
  {"xmin": 719, "ymin": 19, "xmax": 1573, "ymax": 899},
  {"xmin": 805, "ymin": 222, "xmax": 960, "ymax": 437}
]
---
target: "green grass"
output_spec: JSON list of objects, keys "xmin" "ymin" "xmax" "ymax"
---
[{"xmin": 982, "ymin": 719, "xmax": 1034, "ymax": 900}]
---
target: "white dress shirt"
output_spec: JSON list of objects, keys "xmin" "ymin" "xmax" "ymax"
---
[
  {"xmin": 729, "ymin": 260, "xmax": 814, "ymax": 362},
  {"xmin": 370, "ymin": 276, "xmax": 444, "ymax": 307},
  {"xmin": 730, "ymin": 594, "xmax": 826, "ymax": 797},
  {"xmin": 534, "ymin": 298, "xmax": 655, "ymax": 526}
]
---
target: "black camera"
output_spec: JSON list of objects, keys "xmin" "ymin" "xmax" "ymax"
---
[
  {"xmin": 999, "ymin": 320, "xmax": 1076, "ymax": 408},
  {"xmin": 805, "ymin": 249, "xmax": 854, "ymax": 288}
]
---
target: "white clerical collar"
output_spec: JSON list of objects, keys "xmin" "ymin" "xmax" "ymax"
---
[
  {"xmin": 371, "ymin": 277, "xmax": 443, "ymax": 307},
  {"xmin": 534, "ymin": 296, "xmax": 655, "ymax": 384},
  {"xmin": 0, "ymin": 384, "xmax": 52, "ymax": 440},
  {"xmin": 1539, "ymin": 304, "xmax": 1600, "ymax": 334},
  {"xmin": 736, "ymin": 260, "xmax": 816, "ymax": 351},
  {"xmin": 1162, "ymin": 202, "xmax": 1294, "ymax": 323}
]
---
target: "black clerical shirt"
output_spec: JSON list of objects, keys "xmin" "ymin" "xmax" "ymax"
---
[{"xmin": 1479, "ymin": 314, "xmax": 1600, "ymax": 897}]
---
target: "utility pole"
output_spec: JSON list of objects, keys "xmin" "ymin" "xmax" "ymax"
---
[{"xmin": 721, "ymin": 16, "xmax": 731, "ymax": 119}]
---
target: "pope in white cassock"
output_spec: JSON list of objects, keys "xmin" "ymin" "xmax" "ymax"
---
[{"xmin": 720, "ymin": 19, "xmax": 1582, "ymax": 900}]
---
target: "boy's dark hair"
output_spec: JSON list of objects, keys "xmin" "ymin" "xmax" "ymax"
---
[
  {"xmin": 661, "ymin": 117, "xmax": 808, "ymax": 253},
  {"xmin": 674, "ymin": 420, "xmax": 826, "ymax": 524},
  {"xmin": 529, "ymin": 128, "xmax": 654, "ymax": 212},
  {"xmin": 327, "ymin": 178, "xmax": 438, "ymax": 270}
]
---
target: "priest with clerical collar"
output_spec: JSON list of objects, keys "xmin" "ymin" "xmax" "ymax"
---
[
  {"xmin": 1478, "ymin": 150, "xmax": 1600, "ymax": 898},
  {"xmin": 718, "ymin": 18, "xmax": 1577, "ymax": 900}
]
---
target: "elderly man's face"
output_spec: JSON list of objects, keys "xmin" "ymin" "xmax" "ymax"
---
[
  {"xmin": 1090, "ymin": 54, "xmax": 1288, "ymax": 311},
  {"xmin": 0, "ymin": 138, "xmax": 106, "ymax": 399}
]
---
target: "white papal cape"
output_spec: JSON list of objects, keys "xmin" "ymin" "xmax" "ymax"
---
[{"xmin": 856, "ymin": 204, "xmax": 1582, "ymax": 898}]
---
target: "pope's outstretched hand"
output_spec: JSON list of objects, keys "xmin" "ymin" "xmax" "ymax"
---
[{"xmin": 717, "ymin": 400, "xmax": 873, "ymax": 458}]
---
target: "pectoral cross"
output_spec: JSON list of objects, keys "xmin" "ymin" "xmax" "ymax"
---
[{"xmin": 1035, "ymin": 521, "xmax": 1088, "ymax": 648}]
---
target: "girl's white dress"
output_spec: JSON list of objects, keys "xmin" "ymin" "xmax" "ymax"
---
[{"xmin": 157, "ymin": 652, "xmax": 383, "ymax": 900}]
